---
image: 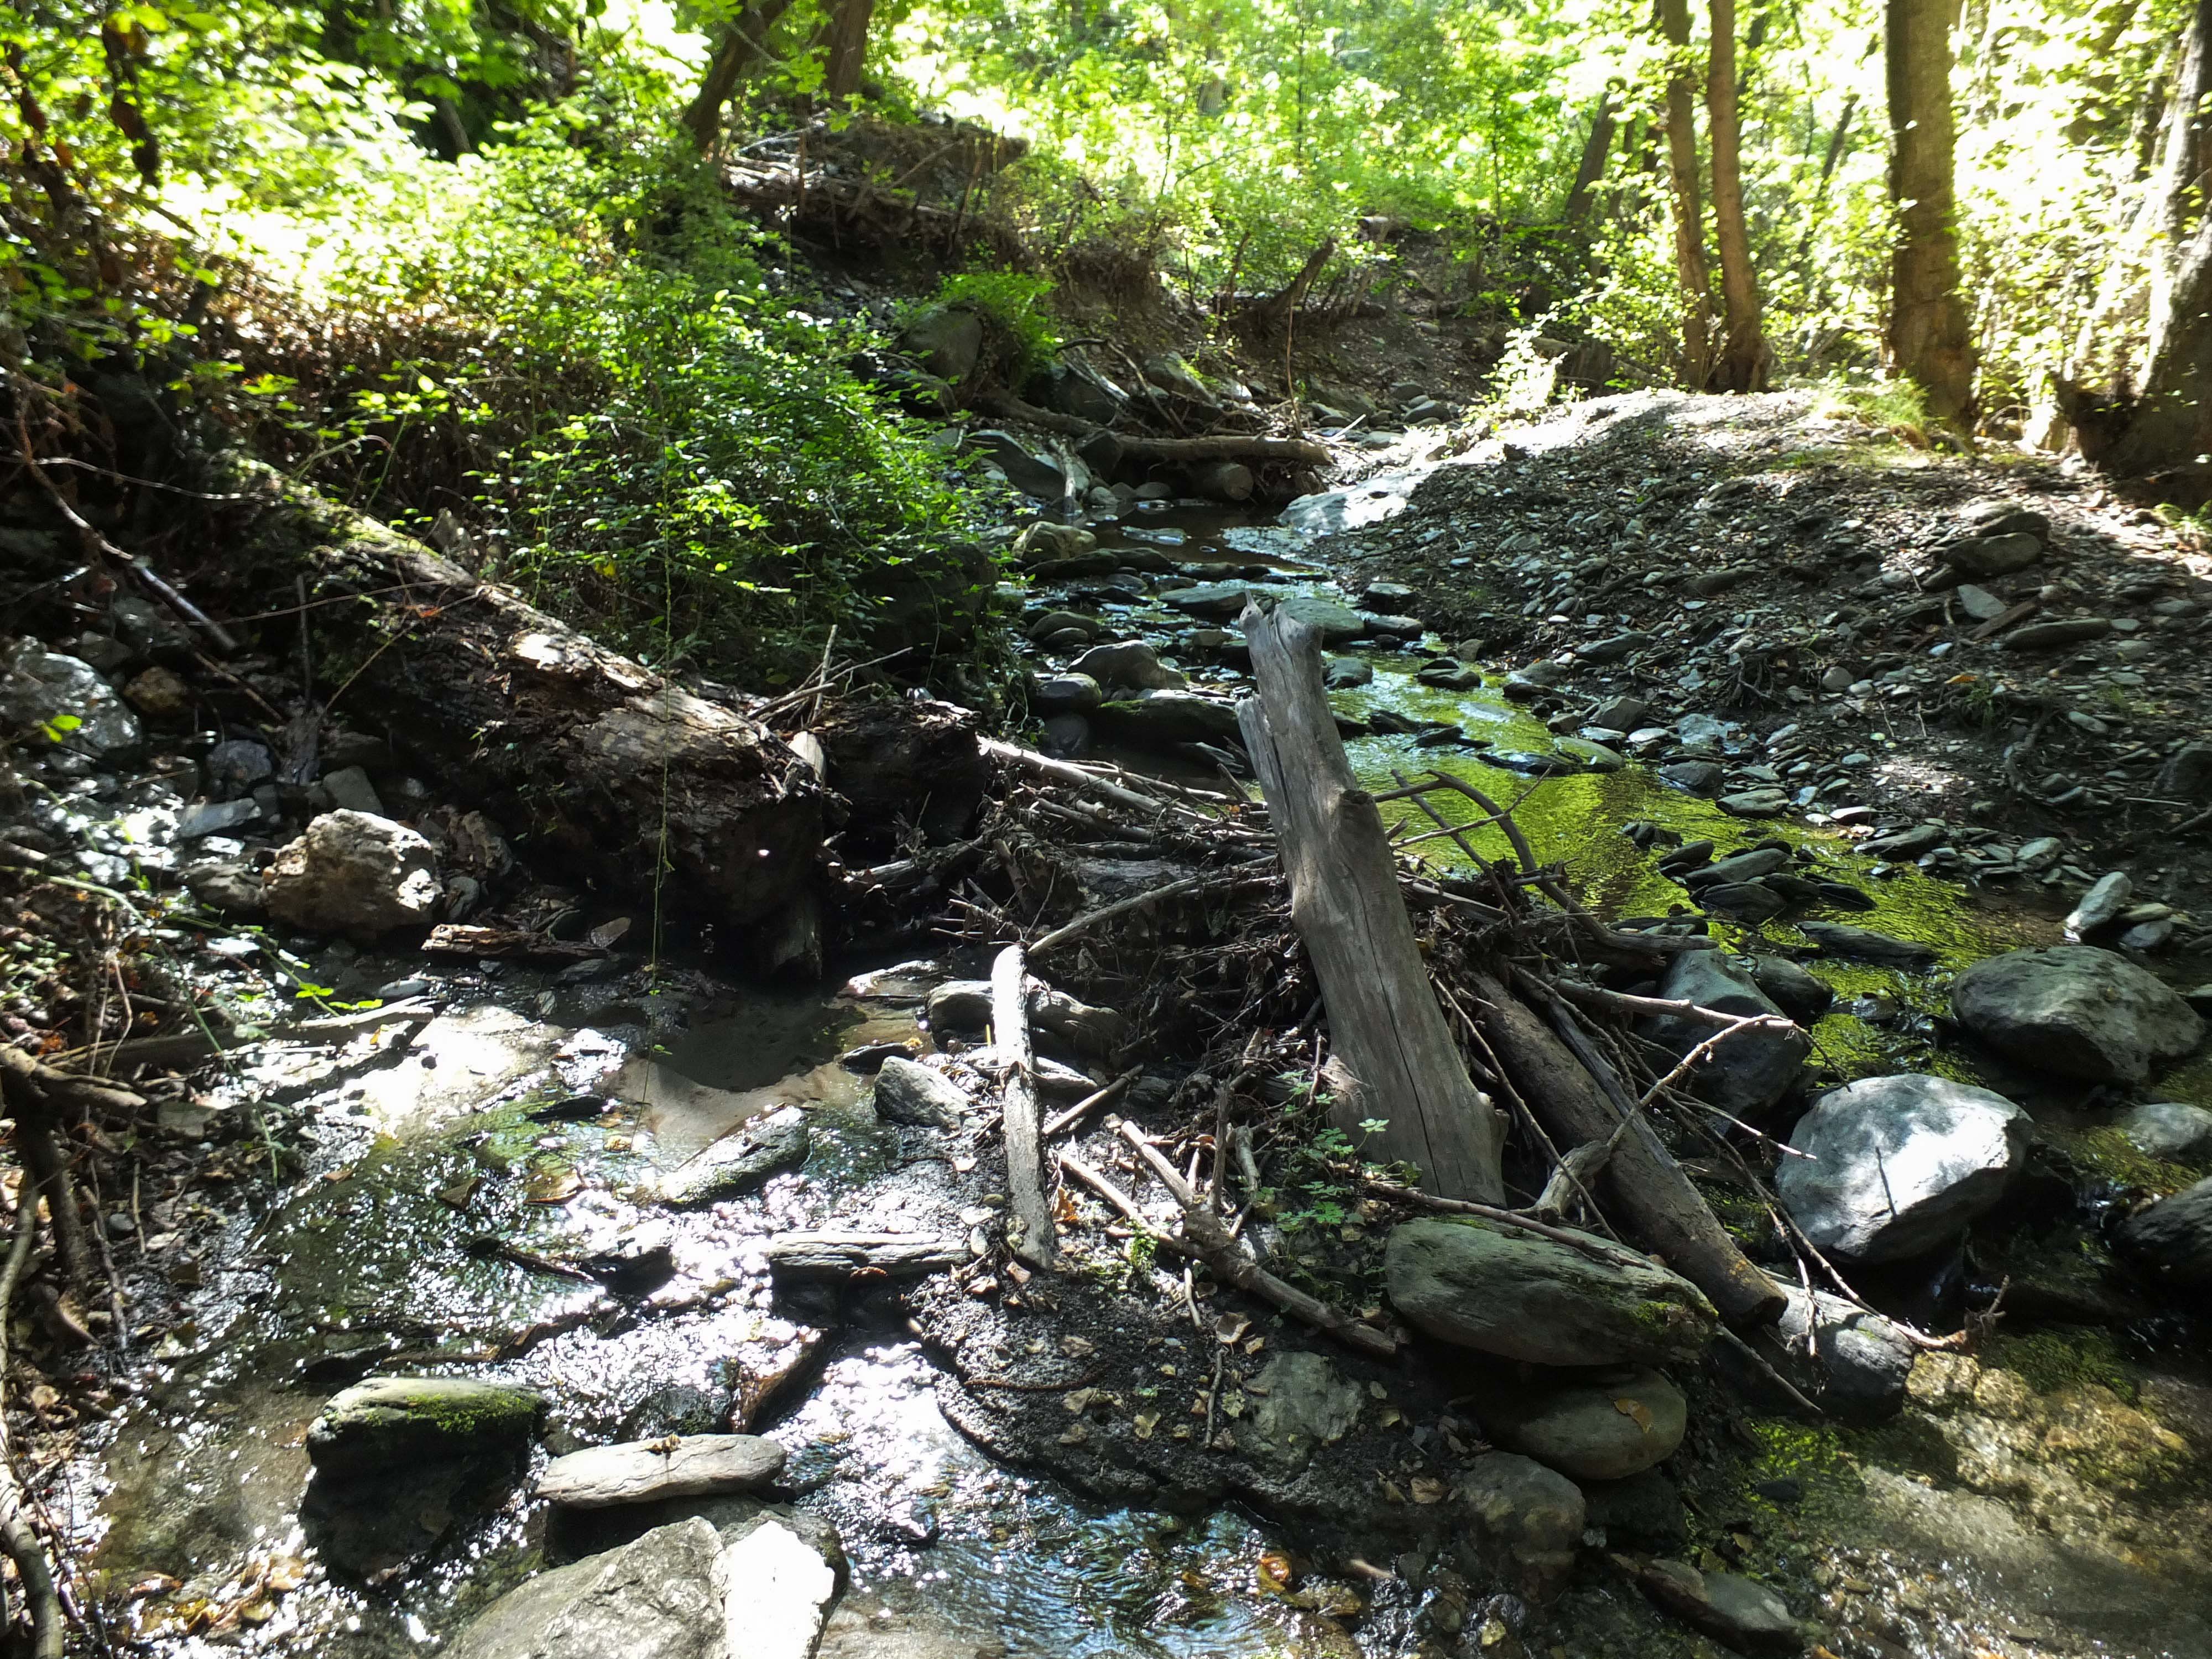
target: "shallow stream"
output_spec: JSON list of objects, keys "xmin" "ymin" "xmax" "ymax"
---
[{"xmin": 75, "ymin": 489, "xmax": 2212, "ymax": 1659}]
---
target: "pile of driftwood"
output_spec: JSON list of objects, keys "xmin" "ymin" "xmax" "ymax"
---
[{"xmin": 929, "ymin": 604, "xmax": 1965, "ymax": 1388}]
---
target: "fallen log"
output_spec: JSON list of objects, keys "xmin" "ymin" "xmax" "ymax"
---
[
  {"xmin": 1461, "ymin": 966, "xmax": 1783, "ymax": 1326},
  {"xmin": 977, "ymin": 395, "xmax": 1333, "ymax": 466},
  {"xmin": 1236, "ymin": 601, "xmax": 1509, "ymax": 1203},
  {"xmin": 202, "ymin": 458, "xmax": 825, "ymax": 966},
  {"xmin": 764, "ymin": 1232, "xmax": 967, "ymax": 1280},
  {"xmin": 992, "ymin": 944, "xmax": 1059, "ymax": 1270}
]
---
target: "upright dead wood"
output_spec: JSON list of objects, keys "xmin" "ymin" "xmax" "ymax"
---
[
  {"xmin": 992, "ymin": 945, "xmax": 1058, "ymax": 1269},
  {"xmin": 1463, "ymin": 967, "xmax": 1783, "ymax": 1326},
  {"xmin": 1237, "ymin": 603, "xmax": 1507, "ymax": 1204}
]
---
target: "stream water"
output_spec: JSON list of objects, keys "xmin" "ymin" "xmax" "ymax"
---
[{"xmin": 73, "ymin": 489, "xmax": 2212, "ymax": 1659}]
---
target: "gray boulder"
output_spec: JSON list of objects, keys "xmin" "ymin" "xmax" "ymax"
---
[
  {"xmin": 872, "ymin": 1057, "xmax": 969, "ymax": 1129},
  {"xmin": 0, "ymin": 635, "xmax": 142, "ymax": 760},
  {"xmin": 965, "ymin": 430, "xmax": 1072, "ymax": 500},
  {"xmin": 1776, "ymin": 1074, "xmax": 2030, "ymax": 1263},
  {"xmin": 1162, "ymin": 580, "xmax": 1252, "ymax": 619},
  {"xmin": 1094, "ymin": 690, "xmax": 1242, "ymax": 744},
  {"xmin": 1952, "ymin": 946, "xmax": 2205, "ymax": 1083},
  {"xmin": 262, "ymin": 810, "xmax": 441, "ymax": 938},
  {"xmin": 1650, "ymin": 951, "xmax": 1808, "ymax": 1115},
  {"xmin": 445, "ymin": 1511, "xmax": 838, "ymax": 1659},
  {"xmin": 536, "ymin": 1435, "xmax": 785, "ymax": 1510},
  {"xmin": 1068, "ymin": 639, "xmax": 1186, "ymax": 691},
  {"xmin": 1385, "ymin": 1217, "xmax": 1717, "ymax": 1367},
  {"xmin": 2114, "ymin": 1177, "xmax": 2212, "ymax": 1286},
  {"xmin": 658, "ymin": 1107, "xmax": 810, "ymax": 1206},
  {"xmin": 307, "ymin": 1376, "xmax": 544, "ymax": 1479},
  {"xmin": 1478, "ymin": 1365, "xmax": 1686, "ymax": 1480},
  {"xmin": 1453, "ymin": 1453, "xmax": 1586, "ymax": 1605},
  {"xmin": 1031, "ymin": 672, "xmax": 1102, "ymax": 716},
  {"xmin": 1323, "ymin": 655, "xmax": 1373, "ymax": 688},
  {"xmin": 1275, "ymin": 594, "xmax": 1368, "ymax": 642},
  {"xmin": 2064, "ymin": 870, "xmax": 2133, "ymax": 937},
  {"xmin": 1745, "ymin": 956, "xmax": 1833, "ymax": 1021},
  {"xmin": 2117, "ymin": 1102, "xmax": 2212, "ymax": 1163},
  {"xmin": 902, "ymin": 307, "xmax": 984, "ymax": 381}
]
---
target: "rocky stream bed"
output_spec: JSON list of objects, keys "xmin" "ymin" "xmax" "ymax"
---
[{"xmin": 5, "ymin": 390, "xmax": 2212, "ymax": 1659}]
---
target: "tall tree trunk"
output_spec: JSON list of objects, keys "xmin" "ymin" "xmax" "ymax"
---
[
  {"xmin": 2101, "ymin": 0, "xmax": 2212, "ymax": 488},
  {"xmin": 821, "ymin": 0, "xmax": 876, "ymax": 98},
  {"xmin": 1658, "ymin": 0, "xmax": 1717, "ymax": 389},
  {"xmin": 1563, "ymin": 88, "xmax": 1619, "ymax": 226},
  {"xmin": 1884, "ymin": 0, "xmax": 1976, "ymax": 424},
  {"xmin": 681, "ymin": 0, "xmax": 796, "ymax": 154},
  {"xmin": 1707, "ymin": 0, "xmax": 1768, "ymax": 390}
]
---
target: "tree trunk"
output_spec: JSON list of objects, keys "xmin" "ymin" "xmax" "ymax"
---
[
  {"xmin": 1237, "ymin": 603, "xmax": 1509, "ymax": 1203},
  {"xmin": 1884, "ymin": 0, "xmax": 1976, "ymax": 424},
  {"xmin": 1461, "ymin": 969, "xmax": 1785, "ymax": 1327},
  {"xmin": 206, "ymin": 458, "xmax": 826, "ymax": 964},
  {"xmin": 1706, "ymin": 0, "xmax": 1768, "ymax": 390},
  {"xmin": 1658, "ymin": 0, "xmax": 1717, "ymax": 389},
  {"xmin": 681, "ymin": 0, "xmax": 796, "ymax": 154},
  {"xmin": 1563, "ymin": 88, "xmax": 1619, "ymax": 226},
  {"xmin": 821, "ymin": 0, "xmax": 876, "ymax": 99}
]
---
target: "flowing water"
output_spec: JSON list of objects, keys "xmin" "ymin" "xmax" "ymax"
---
[{"xmin": 75, "ymin": 492, "xmax": 2212, "ymax": 1659}]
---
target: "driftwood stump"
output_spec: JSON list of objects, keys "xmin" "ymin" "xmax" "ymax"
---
[{"xmin": 1237, "ymin": 602, "xmax": 1509, "ymax": 1203}]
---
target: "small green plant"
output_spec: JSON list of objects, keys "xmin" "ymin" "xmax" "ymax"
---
[{"xmin": 922, "ymin": 269, "xmax": 1062, "ymax": 381}]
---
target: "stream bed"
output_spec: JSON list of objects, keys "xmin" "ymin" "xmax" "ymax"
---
[{"xmin": 69, "ymin": 487, "xmax": 2212, "ymax": 1659}]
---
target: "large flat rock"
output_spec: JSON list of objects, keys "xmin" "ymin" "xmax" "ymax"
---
[
  {"xmin": 537, "ymin": 1435, "xmax": 787, "ymax": 1509},
  {"xmin": 1385, "ymin": 1217, "xmax": 1717, "ymax": 1367}
]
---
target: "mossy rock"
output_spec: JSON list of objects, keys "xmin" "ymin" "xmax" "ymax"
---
[{"xmin": 307, "ymin": 1376, "xmax": 546, "ymax": 1479}]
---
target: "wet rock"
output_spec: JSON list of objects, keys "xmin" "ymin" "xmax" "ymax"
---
[
  {"xmin": 1860, "ymin": 823, "xmax": 1945, "ymax": 859},
  {"xmin": 1581, "ymin": 1470, "xmax": 1688, "ymax": 1550},
  {"xmin": 658, "ymin": 1107, "xmax": 811, "ymax": 1206},
  {"xmin": 1415, "ymin": 661, "xmax": 1483, "ymax": 690},
  {"xmin": 1650, "ymin": 951, "xmax": 1807, "ymax": 1115},
  {"xmin": 1454, "ymin": 1453, "xmax": 1585, "ymax": 1605},
  {"xmin": 1479, "ymin": 1365, "xmax": 1687, "ymax": 1480},
  {"xmin": 1162, "ymin": 580, "xmax": 1251, "ymax": 618},
  {"xmin": 1952, "ymin": 946, "xmax": 2205, "ymax": 1083},
  {"xmin": 1699, "ymin": 882, "xmax": 1786, "ymax": 920},
  {"xmin": 1385, "ymin": 1217, "xmax": 1717, "ymax": 1367},
  {"xmin": 2064, "ymin": 870, "xmax": 2132, "ymax": 937},
  {"xmin": 1797, "ymin": 920, "xmax": 1937, "ymax": 967},
  {"xmin": 178, "ymin": 798, "xmax": 260, "ymax": 839},
  {"xmin": 2001, "ymin": 617, "xmax": 2112, "ymax": 653},
  {"xmin": 536, "ymin": 1434, "xmax": 786, "ymax": 1509},
  {"xmin": 1361, "ymin": 612, "xmax": 1427, "ymax": 639},
  {"xmin": 966, "ymin": 430, "xmax": 1072, "ymax": 500},
  {"xmin": 307, "ymin": 1376, "xmax": 545, "ymax": 1480},
  {"xmin": 2115, "ymin": 1178, "xmax": 2212, "ymax": 1286},
  {"xmin": 1245, "ymin": 1351, "xmax": 1363, "ymax": 1472},
  {"xmin": 1323, "ymin": 656, "xmax": 1373, "ymax": 689},
  {"xmin": 1068, "ymin": 639, "xmax": 1186, "ymax": 691},
  {"xmin": 1276, "ymin": 594, "xmax": 1368, "ymax": 641},
  {"xmin": 1746, "ymin": 956, "xmax": 1833, "ymax": 1021},
  {"xmin": 1658, "ymin": 760, "xmax": 1724, "ymax": 796},
  {"xmin": 1683, "ymin": 847, "xmax": 1790, "ymax": 889},
  {"xmin": 1718, "ymin": 787, "xmax": 1791, "ymax": 817},
  {"xmin": 2117, "ymin": 1102, "xmax": 2212, "ymax": 1162},
  {"xmin": 262, "ymin": 810, "xmax": 441, "ymax": 938},
  {"xmin": 182, "ymin": 858, "xmax": 264, "ymax": 915},
  {"xmin": 1031, "ymin": 672, "xmax": 1101, "ymax": 716},
  {"xmin": 872, "ymin": 1057, "xmax": 969, "ymax": 1128},
  {"xmin": 0, "ymin": 635, "xmax": 141, "ymax": 758},
  {"xmin": 1776, "ymin": 1074, "xmax": 2029, "ymax": 1263},
  {"xmin": 1026, "ymin": 609, "xmax": 1101, "ymax": 642},
  {"xmin": 1554, "ymin": 736, "xmax": 1625, "ymax": 771},
  {"xmin": 446, "ymin": 1510, "xmax": 837, "ymax": 1659},
  {"xmin": 1094, "ymin": 689, "xmax": 1242, "ymax": 743},
  {"xmin": 1635, "ymin": 1558, "xmax": 1803, "ymax": 1652}
]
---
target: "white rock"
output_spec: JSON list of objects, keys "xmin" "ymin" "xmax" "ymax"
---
[
  {"xmin": 536, "ymin": 1435, "xmax": 786, "ymax": 1509},
  {"xmin": 262, "ymin": 810, "xmax": 440, "ymax": 937}
]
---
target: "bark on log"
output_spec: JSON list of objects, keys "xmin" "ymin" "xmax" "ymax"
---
[
  {"xmin": 764, "ymin": 1232, "xmax": 966, "ymax": 1280},
  {"xmin": 1462, "ymin": 967, "xmax": 1783, "ymax": 1326},
  {"xmin": 1237, "ymin": 602, "xmax": 1509, "ymax": 1203},
  {"xmin": 992, "ymin": 944, "xmax": 1059, "ymax": 1269},
  {"xmin": 977, "ymin": 395, "xmax": 1331, "ymax": 465},
  {"xmin": 205, "ymin": 460, "xmax": 824, "ymax": 962}
]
